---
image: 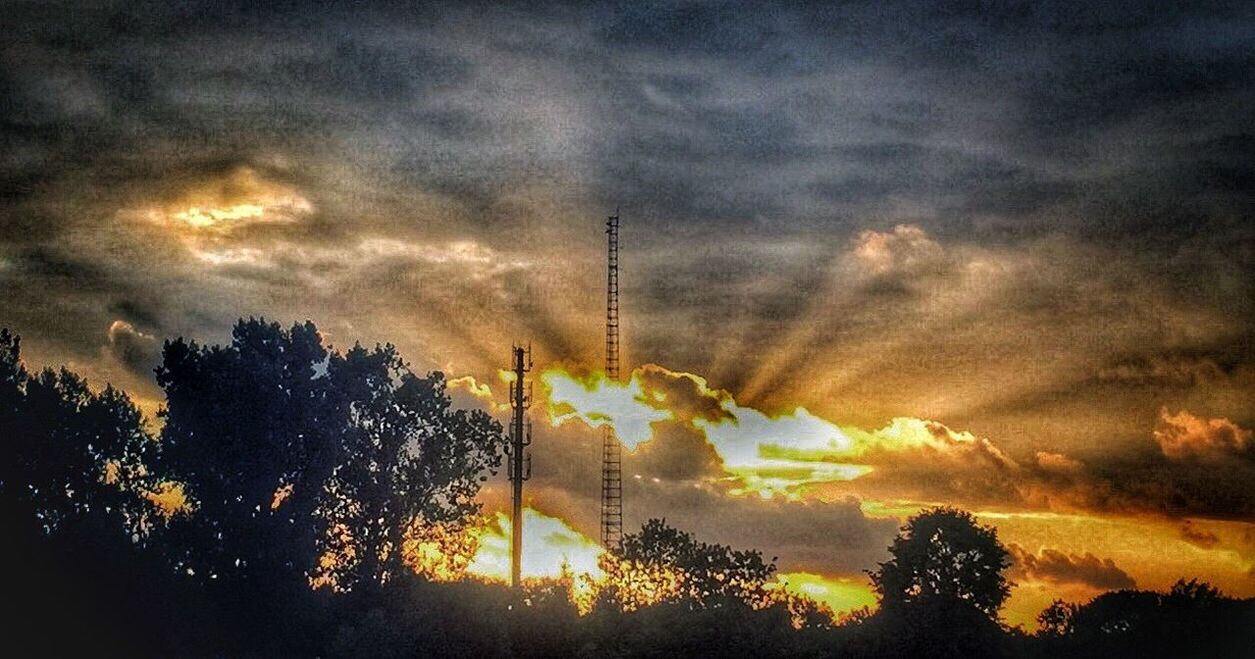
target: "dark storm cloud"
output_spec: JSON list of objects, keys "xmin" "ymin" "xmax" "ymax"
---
[
  {"xmin": 628, "ymin": 482, "xmax": 898, "ymax": 574},
  {"xmin": 3, "ymin": 0, "xmax": 1252, "ymax": 227},
  {"xmin": 566, "ymin": 1, "xmax": 1255, "ymax": 235},
  {"xmin": 102, "ymin": 319, "xmax": 160, "ymax": 375},
  {"xmin": 1008, "ymin": 544, "xmax": 1136, "ymax": 591},
  {"xmin": 1, "ymin": 1, "xmax": 1252, "ymax": 551}
]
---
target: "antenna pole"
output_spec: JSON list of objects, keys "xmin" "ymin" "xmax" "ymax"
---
[
  {"xmin": 601, "ymin": 212, "xmax": 623, "ymax": 550},
  {"xmin": 507, "ymin": 344, "xmax": 532, "ymax": 590}
]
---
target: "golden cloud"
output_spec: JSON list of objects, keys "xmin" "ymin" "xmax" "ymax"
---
[
  {"xmin": 161, "ymin": 167, "xmax": 312, "ymax": 231},
  {"xmin": 537, "ymin": 364, "xmax": 1255, "ymax": 522},
  {"xmin": 540, "ymin": 363, "xmax": 1023, "ymax": 499},
  {"xmin": 774, "ymin": 572, "xmax": 877, "ymax": 618},
  {"xmin": 1179, "ymin": 520, "xmax": 1221, "ymax": 549},
  {"xmin": 1154, "ymin": 408, "xmax": 1253, "ymax": 463}
]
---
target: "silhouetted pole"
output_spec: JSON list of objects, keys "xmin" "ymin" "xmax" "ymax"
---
[
  {"xmin": 601, "ymin": 212, "xmax": 623, "ymax": 550},
  {"xmin": 507, "ymin": 345, "xmax": 532, "ymax": 590}
]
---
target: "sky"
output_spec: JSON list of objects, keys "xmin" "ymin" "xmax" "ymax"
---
[{"xmin": 2, "ymin": 0, "xmax": 1253, "ymax": 626}]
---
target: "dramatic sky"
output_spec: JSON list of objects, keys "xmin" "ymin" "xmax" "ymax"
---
[{"xmin": 3, "ymin": 1, "xmax": 1253, "ymax": 625}]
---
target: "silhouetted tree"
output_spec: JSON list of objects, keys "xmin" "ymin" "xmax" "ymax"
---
[
  {"xmin": 10, "ymin": 322, "xmax": 1255, "ymax": 659},
  {"xmin": 598, "ymin": 518, "xmax": 777, "ymax": 611},
  {"xmin": 0, "ymin": 328, "xmax": 31, "ymax": 505},
  {"xmin": 1037, "ymin": 599, "xmax": 1081, "ymax": 637},
  {"xmin": 0, "ymin": 329, "xmax": 198, "ymax": 658},
  {"xmin": 1165, "ymin": 577, "xmax": 1222, "ymax": 603},
  {"xmin": 155, "ymin": 320, "xmax": 505, "ymax": 593},
  {"xmin": 0, "ymin": 329, "xmax": 157, "ymax": 535},
  {"xmin": 316, "ymin": 343, "xmax": 505, "ymax": 588},
  {"xmin": 1034, "ymin": 578, "xmax": 1255, "ymax": 658},
  {"xmin": 0, "ymin": 328, "xmax": 22, "ymax": 429},
  {"xmin": 155, "ymin": 318, "xmax": 333, "ymax": 587},
  {"xmin": 869, "ymin": 507, "xmax": 1011, "ymax": 619}
]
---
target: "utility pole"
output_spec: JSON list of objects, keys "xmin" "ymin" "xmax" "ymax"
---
[
  {"xmin": 601, "ymin": 212, "xmax": 623, "ymax": 551},
  {"xmin": 507, "ymin": 344, "xmax": 532, "ymax": 590}
]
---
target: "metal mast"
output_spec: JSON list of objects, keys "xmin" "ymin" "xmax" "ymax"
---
[
  {"xmin": 507, "ymin": 345, "xmax": 532, "ymax": 590},
  {"xmin": 601, "ymin": 212, "xmax": 622, "ymax": 550}
]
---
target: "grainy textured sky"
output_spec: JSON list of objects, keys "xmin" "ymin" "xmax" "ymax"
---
[{"xmin": 2, "ymin": 1, "xmax": 1252, "ymax": 623}]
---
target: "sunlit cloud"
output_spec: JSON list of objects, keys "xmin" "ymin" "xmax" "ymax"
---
[
  {"xmin": 1155, "ymin": 408, "xmax": 1252, "ymax": 463},
  {"xmin": 540, "ymin": 363, "xmax": 1020, "ymax": 497},
  {"xmin": 159, "ymin": 167, "xmax": 313, "ymax": 231},
  {"xmin": 976, "ymin": 509, "xmax": 1255, "ymax": 626},
  {"xmin": 1008, "ymin": 544, "xmax": 1136, "ymax": 591},
  {"xmin": 850, "ymin": 224, "xmax": 943, "ymax": 276},
  {"xmin": 173, "ymin": 203, "xmax": 265, "ymax": 228},
  {"xmin": 143, "ymin": 481, "xmax": 192, "ymax": 518},
  {"xmin": 165, "ymin": 227, "xmax": 532, "ymax": 285},
  {"xmin": 1179, "ymin": 520, "xmax": 1221, "ymax": 549},
  {"xmin": 542, "ymin": 368, "xmax": 673, "ymax": 449},
  {"xmin": 447, "ymin": 374, "xmax": 512, "ymax": 413}
]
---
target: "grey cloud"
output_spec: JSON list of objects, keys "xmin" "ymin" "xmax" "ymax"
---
[
  {"xmin": 1008, "ymin": 544, "xmax": 1136, "ymax": 591},
  {"xmin": 103, "ymin": 320, "xmax": 161, "ymax": 376},
  {"xmin": 627, "ymin": 481, "xmax": 897, "ymax": 574}
]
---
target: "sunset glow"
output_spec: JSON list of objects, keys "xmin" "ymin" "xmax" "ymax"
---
[
  {"xmin": 514, "ymin": 363, "xmax": 1255, "ymax": 625},
  {"xmin": 4, "ymin": 2, "xmax": 1252, "ymax": 654}
]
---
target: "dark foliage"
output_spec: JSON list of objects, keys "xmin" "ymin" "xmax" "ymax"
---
[
  {"xmin": 318, "ymin": 343, "xmax": 505, "ymax": 587},
  {"xmin": 609, "ymin": 517, "xmax": 777, "ymax": 608},
  {"xmin": 1, "ymin": 327, "xmax": 156, "ymax": 536},
  {"xmin": 2, "ymin": 323, "xmax": 1253, "ymax": 658},
  {"xmin": 870, "ymin": 506, "xmax": 1012, "ymax": 619},
  {"xmin": 1034, "ymin": 578, "xmax": 1255, "ymax": 658},
  {"xmin": 155, "ymin": 319, "xmax": 335, "ymax": 588},
  {"xmin": 154, "ymin": 319, "xmax": 505, "ymax": 595}
]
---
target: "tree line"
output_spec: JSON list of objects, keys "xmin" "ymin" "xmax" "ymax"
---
[{"xmin": 2, "ymin": 320, "xmax": 1251, "ymax": 658}]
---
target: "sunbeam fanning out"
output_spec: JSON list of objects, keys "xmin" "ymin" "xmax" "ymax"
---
[
  {"xmin": 539, "ymin": 364, "xmax": 1020, "ymax": 497},
  {"xmin": 3, "ymin": 1, "xmax": 1254, "ymax": 654}
]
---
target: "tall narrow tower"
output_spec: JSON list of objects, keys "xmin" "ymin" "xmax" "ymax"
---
[
  {"xmin": 507, "ymin": 345, "xmax": 532, "ymax": 590},
  {"xmin": 601, "ymin": 212, "xmax": 622, "ymax": 550}
]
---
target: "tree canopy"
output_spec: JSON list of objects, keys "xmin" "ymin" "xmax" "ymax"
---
[
  {"xmin": 869, "ymin": 506, "xmax": 1012, "ymax": 618},
  {"xmin": 1, "ymin": 328, "xmax": 156, "ymax": 536},
  {"xmin": 154, "ymin": 319, "xmax": 506, "ymax": 590},
  {"xmin": 3, "ymin": 322, "xmax": 1253, "ymax": 658},
  {"xmin": 598, "ymin": 518, "xmax": 777, "ymax": 611}
]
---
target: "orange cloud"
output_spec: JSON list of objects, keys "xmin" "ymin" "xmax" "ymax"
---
[
  {"xmin": 162, "ymin": 166, "xmax": 312, "ymax": 231},
  {"xmin": 540, "ymin": 363, "xmax": 1255, "ymax": 523},
  {"xmin": 541, "ymin": 363, "xmax": 1032, "ymax": 498},
  {"xmin": 143, "ymin": 481, "xmax": 191, "ymax": 518},
  {"xmin": 1154, "ymin": 408, "xmax": 1252, "ymax": 463},
  {"xmin": 851, "ymin": 224, "xmax": 943, "ymax": 276},
  {"xmin": 1179, "ymin": 521, "xmax": 1221, "ymax": 549}
]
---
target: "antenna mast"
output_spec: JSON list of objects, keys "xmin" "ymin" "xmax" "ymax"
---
[
  {"xmin": 507, "ymin": 344, "xmax": 532, "ymax": 590},
  {"xmin": 601, "ymin": 212, "xmax": 623, "ymax": 550}
]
